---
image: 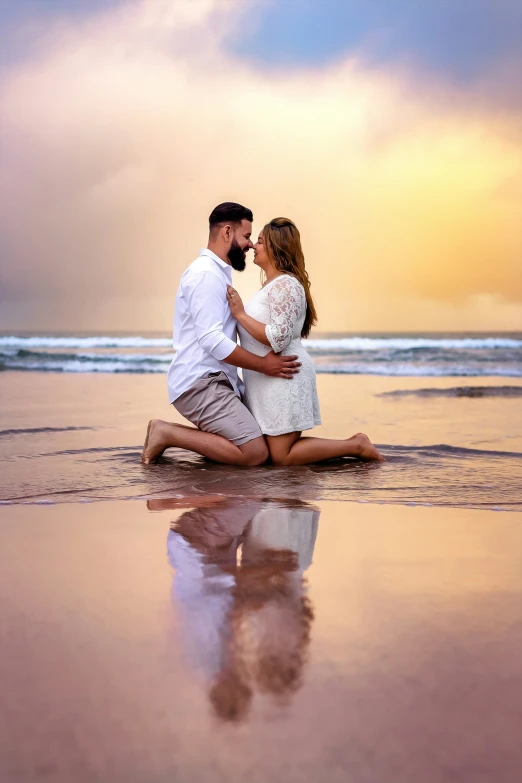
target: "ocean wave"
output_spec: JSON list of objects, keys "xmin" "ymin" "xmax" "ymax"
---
[
  {"xmin": 304, "ymin": 336, "xmax": 522, "ymax": 351},
  {"xmin": 0, "ymin": 358, "xmax": 170, "ymax": 373},
  {"xmin": 0, "ymin": 335, "xmax": 172, "ymax": 349},
  {"xmin": 314, "ymin": 364, "xmax": 522, "ymax": 377},
  {"xmin": 0, "ymin": 348, "xmax": 172, "ymax": 373},
  {"xmin": 2, "ymin": 359, "xmax": 520, "ymax": 376},
  {"xmin": 1, "ymin": 334, "xmax": 520, "ymax": 377},
  {"xmin": 2, "ymin": 334, "xmax": 521, "ymax": 351},
  {"xmin": 9, "ymin": 348, "xmax": 171, "ymax": 363}
]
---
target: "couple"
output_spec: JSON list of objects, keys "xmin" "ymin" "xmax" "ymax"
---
[{"xmin": 142, "ymin": 202, "xmax": 383, "ymax": 466}]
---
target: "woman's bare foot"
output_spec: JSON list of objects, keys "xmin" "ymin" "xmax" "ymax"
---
[
  {"xmin": 351, "ymin": 433, "xmax": 385, "ymax": 461},
  {"xmin": 141, "ymin": 419, "xmax": 169, "ymax": 464}
]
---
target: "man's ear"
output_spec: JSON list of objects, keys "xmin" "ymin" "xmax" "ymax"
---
[{"xmin": 222, "ymin": 223, "xmax": 232, "ymax": 242}]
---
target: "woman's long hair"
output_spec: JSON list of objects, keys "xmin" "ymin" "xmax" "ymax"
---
[{"xmin": 262, "ymin": 218, "xmax": 317, "ymax": 338}]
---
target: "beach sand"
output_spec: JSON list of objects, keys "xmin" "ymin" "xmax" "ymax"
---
[
  {"xmin": 1, "ymin": 370, "xmax": 522, "ymax": 781},
  {"xmin": 1, "ymin": 498, "xmax": 522, "ymax": 782},
  {"xmin": 3, "ymin": 370, "xmax": 521, "ymax": 454}
]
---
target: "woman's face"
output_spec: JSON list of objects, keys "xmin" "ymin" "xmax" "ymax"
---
[{"xmin": 253, "ymin": 232, "xmax": 274, "ymax": 273}]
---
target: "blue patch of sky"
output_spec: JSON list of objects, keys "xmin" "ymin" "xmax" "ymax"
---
[
  {"xmin": 1, "ymin": 0, "xmax": 520, "ymax": 85},
  {"xmin": 231, "ymin": 0, "xmax": 522, "ymax": 82}
]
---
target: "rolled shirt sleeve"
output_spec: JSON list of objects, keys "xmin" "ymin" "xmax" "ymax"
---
[{"xmin": 185, "ymin": 270, "xmax": 237, "ymax": 360}]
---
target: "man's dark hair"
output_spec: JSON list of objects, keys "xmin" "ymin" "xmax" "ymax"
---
[{"xmin": 209, "ymin": 202, "xmax": 253, "ymax": 234}]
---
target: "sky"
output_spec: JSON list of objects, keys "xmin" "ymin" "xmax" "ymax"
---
[{"xmin": 0, "ymin": 0, "xmax": 521, "ymax": 333}]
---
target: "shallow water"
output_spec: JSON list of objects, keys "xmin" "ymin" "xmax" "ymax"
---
[
  {"xmin": 2, "ymin": 439, "xmax": 521, "ymax": 511},
  {"xmin": 1, "ymin": 498, "xmax": 522, "ymax": 782},
  {"xmin": 1, "ymin": 372, "xmax": 521, "ymax": 510}
]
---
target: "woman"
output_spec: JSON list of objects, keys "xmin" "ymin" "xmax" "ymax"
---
[{"xmin": 226, "ymin": 218, "xmax": 383, "ymax": 465}]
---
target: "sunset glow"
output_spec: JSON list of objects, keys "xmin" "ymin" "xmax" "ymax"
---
[{"xmin": 1, "ymin": 0, "xmax": 521, "ymax": 332}]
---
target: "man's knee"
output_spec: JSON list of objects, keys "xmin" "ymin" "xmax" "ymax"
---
[{"xmin": 239, "ymin": 437, "xmax": 269, "ymax": 466}]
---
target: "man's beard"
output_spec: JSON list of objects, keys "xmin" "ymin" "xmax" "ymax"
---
[{"xmin": 227, "ymin": 238, "xmax": 247, "ymax": 271}]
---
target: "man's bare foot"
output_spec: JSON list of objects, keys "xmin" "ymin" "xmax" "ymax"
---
[
  {"xmin": 141, "ymin": 419, "xmax": 169, "ymax": 464},
  {"xmin": 352, "ymin": 433, "xmax": 385, "ymax": 461}
]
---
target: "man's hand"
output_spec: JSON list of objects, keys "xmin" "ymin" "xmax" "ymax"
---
[
  {"xmin": 224, "ymin": 346, "xmax": 300, "ymax": 377},
  {"xmin": 262, "ymin": 351, "xmax": 301, "ymax": 379}
]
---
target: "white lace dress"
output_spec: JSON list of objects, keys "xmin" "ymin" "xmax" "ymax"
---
[{"xmin": 238, "ymin": 274, "xmax": 321, "ymax": 436}]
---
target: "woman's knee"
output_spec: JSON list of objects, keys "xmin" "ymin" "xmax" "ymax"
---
[
  {"xmin": 271, "ymin": 456, "xmax": 290, "ymax": 466},
  {"xmin": 268, "ymin": 449, "xmax": 292, "ymax": 466},
  {"xmin": 266, "ymin": 433, "xmax": 300, "ymax": 466}
]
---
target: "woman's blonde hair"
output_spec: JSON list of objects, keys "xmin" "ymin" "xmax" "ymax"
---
[{"xmin": 262, "ymin": 218, "xmax": 317, "ymax": 338}]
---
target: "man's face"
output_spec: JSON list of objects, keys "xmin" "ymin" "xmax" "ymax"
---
[{"xmin": 227, "ymin": 220, "xmax": 253, "ymax": 271}]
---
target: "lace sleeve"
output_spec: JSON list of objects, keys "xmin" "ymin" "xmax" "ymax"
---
[{"xmin": 265, "ymin": 276, "xmax": 306, "ymax": 353}]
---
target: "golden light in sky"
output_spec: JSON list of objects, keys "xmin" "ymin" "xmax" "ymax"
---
[{"xmin": 1, "ymin": 0, "xmax": 521, "ymax": 332}]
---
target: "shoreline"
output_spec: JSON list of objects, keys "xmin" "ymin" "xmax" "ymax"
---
[{"xmin": 1, "ymin": 372, "xmax": 521, "ymax": 510}]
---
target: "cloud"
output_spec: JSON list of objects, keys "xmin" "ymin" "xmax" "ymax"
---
[
  {"xmin": 232, "ymin": 0, "xmax": 522, "ymax": 102},
  {"xmin": 0, "ymin": 0, "xmax": 521, "ymax": 332}
]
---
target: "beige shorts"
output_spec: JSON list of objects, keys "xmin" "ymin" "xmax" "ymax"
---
[{"xmin": 172, "ymin": 372, "xmax": 263, "ymax": 446}]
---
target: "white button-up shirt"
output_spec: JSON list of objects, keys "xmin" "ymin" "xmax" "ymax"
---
[{"xmin": 167, "ymin": 248, "xmax": 242, "ymax": 402}]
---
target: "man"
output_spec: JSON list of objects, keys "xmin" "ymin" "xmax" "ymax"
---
[{"xmin": 141, "ymin": 202, "xmax": 300, "ymax": 466}]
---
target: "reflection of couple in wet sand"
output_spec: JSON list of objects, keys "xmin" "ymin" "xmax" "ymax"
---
[
  {"xmin": 149, "ymin": 496, "xmax": 318, "ymax": 723},
  {"xmin": 142, "ymin": 202, "xmax": 383, "ymax": 467}
]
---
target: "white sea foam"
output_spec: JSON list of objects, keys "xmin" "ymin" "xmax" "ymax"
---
[
  {"xmin": 1, "ymin": 359, "xmax": 169, "ymax": 373},
  {"xmin": 304, "ymin": 336, "xmax": 522, "ymax": 351},
  {"xmin": 2, "ymin": 334, "xmax": 521, "ymax": 351},
  {"xmin": 0, "ymin": 336, "xmax": 172, "ymax": 349},
  {"xmin": 314, "ymin": 364, "xmax": 522, "ymax": 377},
  {"xmin": 2, "ymin": 358, "xmax": 520, "ymax": 376}
]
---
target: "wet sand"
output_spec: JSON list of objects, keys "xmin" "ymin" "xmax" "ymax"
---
[
  {"xmin": 1, "ymin": 370, "xmax": 522, "ymax": 780},
  {"xmin": 3, "ymin": 370, "xmax": 522, "ymax": 453},
  {"xmin": 1, "ymin": 498, "xmax": 522, "ymax": 783},
  {"xmin": 1, "ymin": 371, "xmax": 521, "ymax": 507}
]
